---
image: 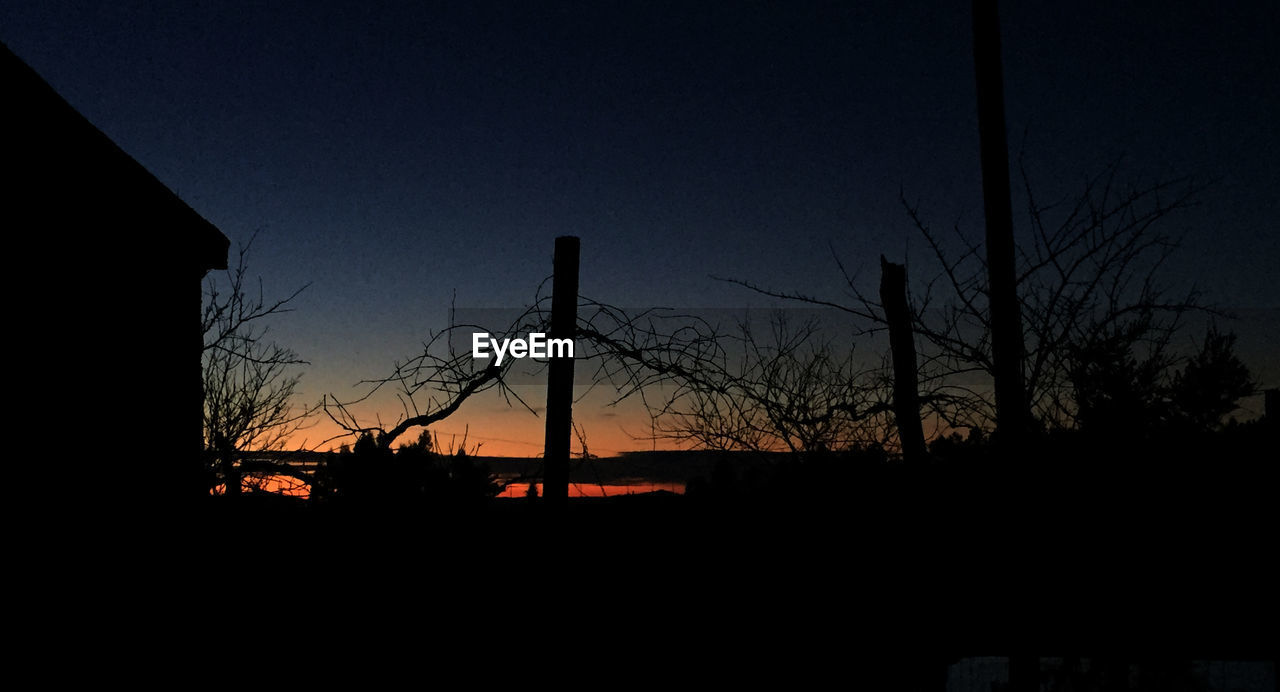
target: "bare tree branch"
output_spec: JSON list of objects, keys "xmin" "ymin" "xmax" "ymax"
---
[{"xmin": 203, "ymin": 235, "xmax": 316, "ymax": 495}]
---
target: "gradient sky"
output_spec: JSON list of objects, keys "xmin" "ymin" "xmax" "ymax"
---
[{"xmin": 4, "ymin": 1, "xmax": 1276, "ymax": 454}]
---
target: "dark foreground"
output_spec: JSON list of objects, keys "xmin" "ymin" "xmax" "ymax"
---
[
  {"xmin": 98, "ymin": 458, "xmax": 1274, "ymax": 662},
  {"xmin": 59, "ymin": 428, "xmax": 1275, "ymax": 686}
]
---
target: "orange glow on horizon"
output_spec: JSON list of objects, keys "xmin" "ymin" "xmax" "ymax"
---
[
  {"xmin": 498, "ymin": 482, "xmax": 685, "ymax": 499},
  {"xmin": 276, "ymin": 390, "xmax": 688, "ymax": 458}
]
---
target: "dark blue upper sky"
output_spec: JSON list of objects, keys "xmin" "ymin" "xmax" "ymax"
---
[{"xmin": 4, "ymin": 1, "xmax": 1277, "ymax": 416}]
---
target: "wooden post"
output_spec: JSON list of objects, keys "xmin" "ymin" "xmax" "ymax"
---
[
  {"xmin": 880, "ymin": 256, "xmax": 927, "ymax": 464},
  {"xmin": 542, "ymin": 236, "xmax": 580, "ymax": 508},
  {"xmin": 972, "ymin": 0, "xmax": 1028, "ymax": 445}
]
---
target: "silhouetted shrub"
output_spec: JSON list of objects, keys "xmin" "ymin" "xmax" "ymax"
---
[{"xmin": 312, "ymin": 430, "xmax": 498, "ymax": 509}]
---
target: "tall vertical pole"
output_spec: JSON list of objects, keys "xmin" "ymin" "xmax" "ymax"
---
[
  {"xmin": 543, "ymin": 236, "xmax": 580, "ymax": 508},
  {"xmin": 974, "ymin": 3, "xmax": 1034, "ymax": 687},
  {"xmin": 972, "ymin": 0, "xmax": 1028, "ymax": 445}
]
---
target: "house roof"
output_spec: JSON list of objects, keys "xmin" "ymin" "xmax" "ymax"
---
[{"xmin": 3, "ymin": 41, "xmax": 229, "ymax": 273}]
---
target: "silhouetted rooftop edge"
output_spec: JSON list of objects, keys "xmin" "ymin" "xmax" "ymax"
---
[{"xmin": 2, "ymin": 40, "xmax": 228, "ymax": 271}]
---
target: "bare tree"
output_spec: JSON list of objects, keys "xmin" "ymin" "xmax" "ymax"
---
[
  {"xmin": 319, "ymin": 273, "xmax": 729, "ymax": 449},
  {"xmin": 722, "ymin": 157, "xmax": 1218, "ymax": 439},
  {"xmin": 321, "ymin": 299, "xmax": 548, "ymax": 452},
  {"xmin": 202, "ymin": 236, "xmax": 314, "ymax": 495},
  {"xmin": 581, "ymin": 309, "xmax": 892, "ymax": 454}
]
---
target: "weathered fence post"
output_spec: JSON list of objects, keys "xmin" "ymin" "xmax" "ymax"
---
[
  {"xmin": 542, "ymin": 236, "xmax": 579, "ymax": 508},
  {"xmin": 880, "ymin": 256, "xmax": 927, "ymax": 464}
]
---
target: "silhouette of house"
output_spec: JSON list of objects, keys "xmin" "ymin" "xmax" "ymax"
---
[{"xmin": 4, "ymin": 42, "xmax": 228, "ymax": 509}]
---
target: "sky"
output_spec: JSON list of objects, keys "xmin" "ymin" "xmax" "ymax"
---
[{"xmin": 4, "ymin": 1, "xmax": 1277, "ymax": 455}]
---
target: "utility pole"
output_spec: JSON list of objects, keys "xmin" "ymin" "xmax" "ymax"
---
[
  {"xmin": 972, "ymin": 0, "xmax": 1028, "ymax": 446},
  {"xmin": 973, "ymin": 2, "xmax": 1035, "ymax": 688}
]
